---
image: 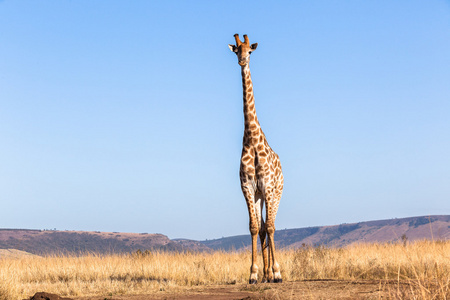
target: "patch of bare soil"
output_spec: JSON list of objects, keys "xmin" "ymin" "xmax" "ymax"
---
[{"xmin": 73, "ymin": 280, "xmax": 391, "ymax": 300}]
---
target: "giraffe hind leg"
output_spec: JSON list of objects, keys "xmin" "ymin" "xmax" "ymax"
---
[{"xmin": 256, "ymin": 192, "xmax": 269, "ymax": 283}]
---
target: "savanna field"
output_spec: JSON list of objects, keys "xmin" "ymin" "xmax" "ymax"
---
[{"xmin": 1, "ymin": 241, "xmax": 449, "ymax": 300}]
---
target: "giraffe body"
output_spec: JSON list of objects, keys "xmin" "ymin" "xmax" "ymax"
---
[{"xmin": 229, "ymin": 34, "xmax": 284, "ymax": 284}]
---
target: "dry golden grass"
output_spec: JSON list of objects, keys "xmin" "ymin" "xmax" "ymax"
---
[{"xmin": 1, "ymin": 240, "xmax": 449, "ymax": 299}]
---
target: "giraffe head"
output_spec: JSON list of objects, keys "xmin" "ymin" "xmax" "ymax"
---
[{"xmin": 228, "ymin": 34, "xmax": 258, "ymax": 66}]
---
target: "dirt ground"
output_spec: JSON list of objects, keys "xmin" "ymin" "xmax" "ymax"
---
[{"xmin": 73, "ymin": 280, "xmax": 398, "ymax": 300}]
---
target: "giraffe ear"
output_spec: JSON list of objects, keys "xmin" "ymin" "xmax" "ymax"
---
[
  {"xmin": 250, "ymin": 43, "xmax": 258, "ymax": 51},
  {"xmin": 228, "ymin": 44, "xmax": 238, "ymax": 53}
]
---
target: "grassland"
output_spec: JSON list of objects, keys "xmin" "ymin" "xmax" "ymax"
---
[{"xmin": 1, "ymin": 240, "xmax": 449, "ymax": 299}]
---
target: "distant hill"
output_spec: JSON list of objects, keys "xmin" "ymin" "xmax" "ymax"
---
[
  {"xmin": 1, "ymin": 215, "xmax": 448, "ymax": 255},
  {"xmin": 0, "ymin": 230, "xmax": 209, "ymax": 255},
  {"xmin": 201, "ymin": 215, "xmax": 450, "ymax": 251},
  {"xmin": 0, "ymin": 249, "xmax": 37, "ymax": 258}
]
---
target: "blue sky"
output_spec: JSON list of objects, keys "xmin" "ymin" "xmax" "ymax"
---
[{"xmin": 1, "ymin": 1, "xmax": 449, "ymax": 240}]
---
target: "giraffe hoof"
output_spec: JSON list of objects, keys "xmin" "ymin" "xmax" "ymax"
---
[
  {"xmin": 261, "ymin": 278, "xmax": 268, "ymax": 283},
  {"xmin": 249, "ymin": 279, "xmax": 257, "ymax": 284},
  {"xmin": 274, "ymin": 278, "xmax": 283, "ymax": 283}
]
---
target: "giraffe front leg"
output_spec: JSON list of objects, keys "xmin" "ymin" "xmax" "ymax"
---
[
  {"xmin": 266, "ymin": 220, "xmax": 282, "ymax": 283},
  {"xmin": 265, "ymin": 192, "xmax": 282, "ymax": 283},
  {"xmin": 242, "ymin": 184, "xmax": 259, "ymax": 284},
  {"xmin": 268, "ymin": 238, "xmax": 282, "ymax": 283},
  {"xmin": 249, "ymin": 225, "xmax": 258, "ymax": 284},
  {"xmin": 248, "ymin": 205, "xmax": 259, "ymax": 284},
  {"xmin": 271, "ymin": 180, "xmax": 283, "ymax": 283}
]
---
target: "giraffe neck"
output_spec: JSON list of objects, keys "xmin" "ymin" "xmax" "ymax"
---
[{"xmin": 241, "ymin": 64, "xmax": 261, "ymax": 137}]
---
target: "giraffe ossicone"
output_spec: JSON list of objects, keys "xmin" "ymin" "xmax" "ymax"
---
[{"xmin": 229, "ymin": 34, "xmax": 284, "ymax": 284}]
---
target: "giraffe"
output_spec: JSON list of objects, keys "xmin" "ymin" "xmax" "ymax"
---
[{"xmin": 228, "ymin": 34, "xmax": 284, "ymax": 284}]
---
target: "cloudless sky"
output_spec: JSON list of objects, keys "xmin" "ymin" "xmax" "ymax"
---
[{"xmin": 1, "ymin": 1, "xmax": 449, "ymax": 240}]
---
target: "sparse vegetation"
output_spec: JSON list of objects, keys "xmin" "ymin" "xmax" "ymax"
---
[{"xmin": 0, "ymin": 240, "xmax": 448, "ymax": 299}]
